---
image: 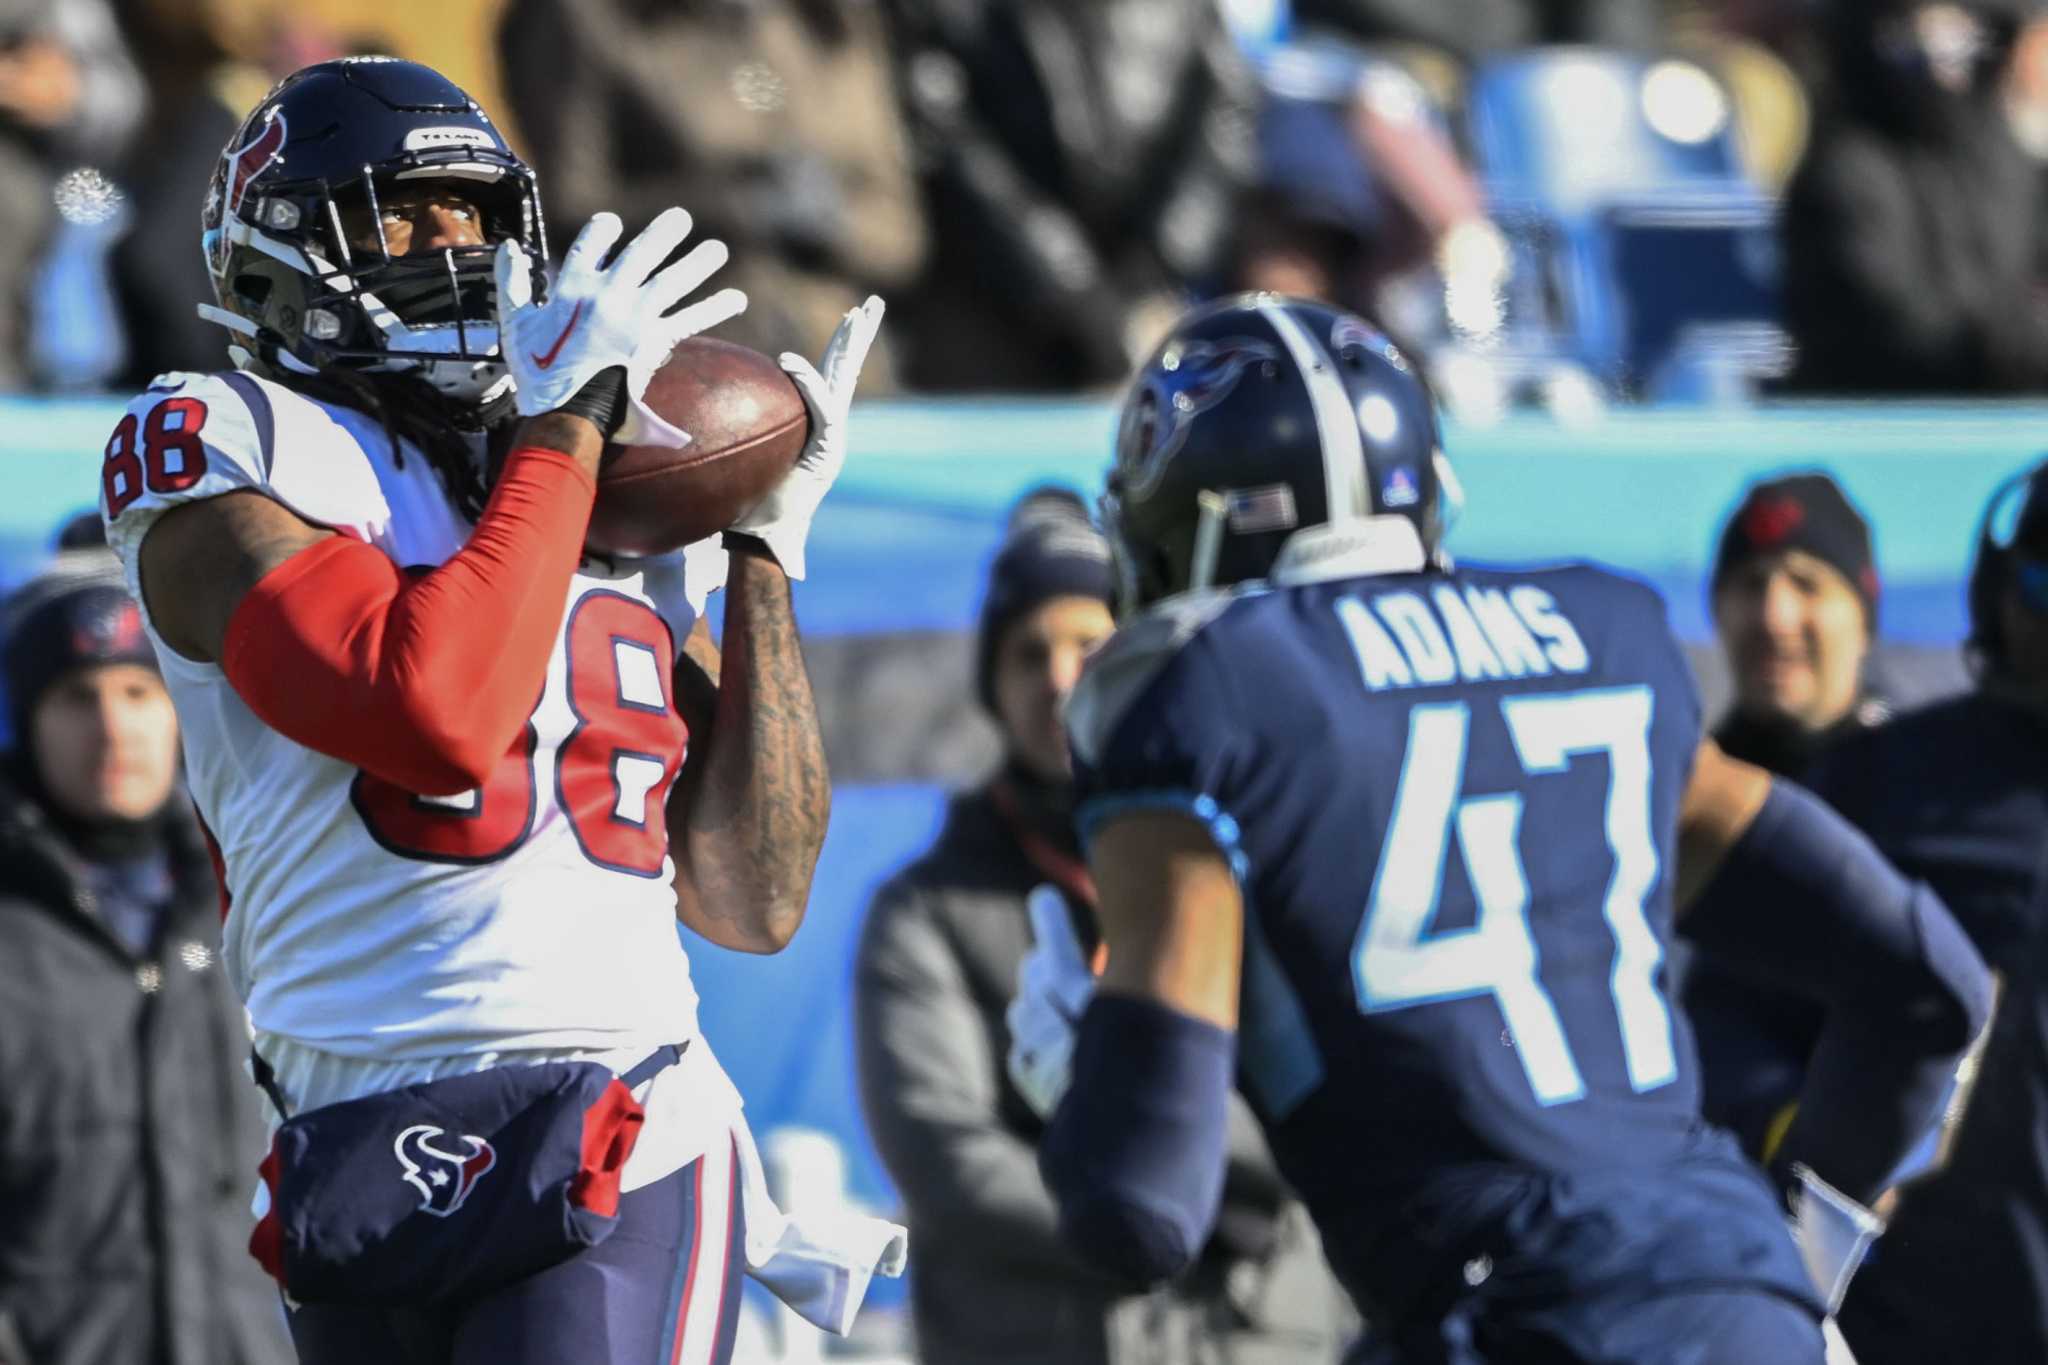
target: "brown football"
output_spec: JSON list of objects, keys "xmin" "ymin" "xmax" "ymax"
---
[{"xmin": 586, "ymin": 338, "xmax": 809, "ymax": 558}]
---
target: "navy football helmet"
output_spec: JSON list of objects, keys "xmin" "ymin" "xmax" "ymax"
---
[
  {"xmin": 1968, "ymin": 457, "xmax": 2048, "ymax": 675},
  {"xmin": 200, "ymin": 58, "xmax": 544, "ymax": 411},
  {"xmin": 1105, "ymin": 293, "xmax": 1452, "ymax": 612}
]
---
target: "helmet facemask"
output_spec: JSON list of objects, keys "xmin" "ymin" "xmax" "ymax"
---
[{"xmin": 204, "ymin": 126, "xmax": 544, "ymax": 413}]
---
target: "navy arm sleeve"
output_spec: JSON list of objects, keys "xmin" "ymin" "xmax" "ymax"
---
[
  {"xmin": 1682, "ymin": 780, "xmax": 1994, "ymax": 1203},
  {"xmin": 1041, "ymin": 620, "xmax": 1249, "ymax": 1285}
]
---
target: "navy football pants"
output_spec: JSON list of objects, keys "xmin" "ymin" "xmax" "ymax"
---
[
  {"xmin": 1349, "ymin": 1286, "xmax": 1827, "ymax": 1365},
  {"xmin": 285, "ymin": 1138, "xmax": 745, "ymax": 1365}
]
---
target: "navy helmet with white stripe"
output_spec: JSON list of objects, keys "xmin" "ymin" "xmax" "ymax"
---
[{"xmin": 1105, "ymin": 293, "xmax": 1449, "ymax": 613}]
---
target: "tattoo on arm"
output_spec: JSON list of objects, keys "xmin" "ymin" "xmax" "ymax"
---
[
  {"xmin": 667, "ymin": 548, "xmax": 831, "ymax": 951},
  {"xmin": 137, "ymin": 490, "xmax": 332, "ymax": 663}
]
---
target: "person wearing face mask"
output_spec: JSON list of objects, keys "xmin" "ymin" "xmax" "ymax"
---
[
  {"xmin": 0, "ymin": 551, "xmax": 293, "ymax": 1365},
  {"xmin": 1781, "ymin": 0, "xmax": 2048, "ymax": 393},
  {"xmin": 1681, "ymin": 472, "xmax": 1890, "ymax": 1166},
  {"xmin": 853, "ymin": 488, "xmax": 1347, "ymax": 1365}
]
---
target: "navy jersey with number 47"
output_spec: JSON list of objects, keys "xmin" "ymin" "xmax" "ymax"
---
[{"xmin": 1069, "ymin": 559, "xmax": 1796, "ymax": 1315}]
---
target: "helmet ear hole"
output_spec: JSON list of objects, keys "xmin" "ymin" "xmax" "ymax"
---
[{"xmin": 233, "ymin": 274, "xmax": 273, "ymax": 309}]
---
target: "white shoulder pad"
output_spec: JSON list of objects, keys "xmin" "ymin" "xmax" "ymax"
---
[
  {"xmin": 99, "ymin": 371, "xmax": 391, "ymax": 605},
  {"xmin": 1066, "ymin": 587, "xmax": 1240, "ymax": 768}
]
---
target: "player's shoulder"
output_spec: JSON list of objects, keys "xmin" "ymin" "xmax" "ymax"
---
[
  {"xmin": 103, "ymin": 369, "xmax": 390, "ymax": 549},
  {"xmin": 115, "ymin": 369, "xmax": 362, "ymax": 478},
  {"xmin": 1067, "ymin": 586, "xmax": 1246, "ymax": 767},
  {"xmin": 117, "ymin": 370, "xmax": 269, "ymax": 466}
]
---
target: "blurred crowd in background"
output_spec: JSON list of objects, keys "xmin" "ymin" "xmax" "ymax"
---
[{"xmin": 0, "ymin": 0, "xmax": 2045, "ymax": 405}]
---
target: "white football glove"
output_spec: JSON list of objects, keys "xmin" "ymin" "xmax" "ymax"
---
[
  {"xmin": 727, "ymin": 294, "xmax": 885, "ymax": 578},
  {"xmin": 1787, "ymin": 1163, "xmax": 1886, "ymax": 1316},
  {"xmin": 495, "ymin": 207, "xmax": 747, "ymax": 448},
  {"xmin": 1004, "ymin": 884, "xmax": 1098, "ymax": 1120}
]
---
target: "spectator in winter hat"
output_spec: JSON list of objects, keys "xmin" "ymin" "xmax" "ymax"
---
[
  {"xmin": 0, "ymin": 549, "xmax": 292, "ymax": 1365},
  {"xmin": 1709, "ymin": 470, "xmax": 1887, "ymax": 777},
  {"xmin": 1684, "ymin": 472, "xmax": 1890, "ymax": 1171}
]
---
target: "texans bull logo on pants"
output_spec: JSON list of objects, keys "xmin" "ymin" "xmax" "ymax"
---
[{"xmin": 394, "ymin": 1124, "xmax": 497, "ymax": 1217}]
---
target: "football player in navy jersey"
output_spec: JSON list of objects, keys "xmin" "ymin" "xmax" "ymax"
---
[
  {"xmin": 1821, "ymin": 460, "xmax": 2048, "ymax": 1365},
  {"xmin": 1005, "ymin": 295, "xmax": 1993, "ymax": 1365}
]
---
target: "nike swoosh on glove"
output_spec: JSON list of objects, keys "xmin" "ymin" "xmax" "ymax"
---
[
  {"xmin": 1005, "ymin": 884, "xmax": 1098, "ymax": 1120},
  {"xmin": 496, "ymin": 207, "xmax": 747, "ymax": 447},
  {"xmin": 727, "ymin": 295, "xmax": 884, "ymax": 578}
]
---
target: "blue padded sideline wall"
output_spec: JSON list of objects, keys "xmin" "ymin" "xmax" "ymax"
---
[{"xmin": 11, "ymin": 397, "xmax": 2045, "ymax": 640}]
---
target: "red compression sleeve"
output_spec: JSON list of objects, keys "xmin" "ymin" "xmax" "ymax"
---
[{"xmin": 222, "ymin": 447, "xmax": 596, "ymax": 795}]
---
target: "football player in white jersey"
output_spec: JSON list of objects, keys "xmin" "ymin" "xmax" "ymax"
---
[{"xmin": 96, "ymin": 57, "xmax": 885, "ymax": 1365}]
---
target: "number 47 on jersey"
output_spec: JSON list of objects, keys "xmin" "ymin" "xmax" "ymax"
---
[{"xmin": 1353, "ymin": 685, "xmax": 1679, "ymax": 1106}]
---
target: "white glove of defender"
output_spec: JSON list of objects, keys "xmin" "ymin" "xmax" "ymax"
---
[
  {"xmin": 495, "ymin": 208, "xmax": 747, "ymax": 448},
  {"xmin": 1005, "ymin": 884, "xmax": 1098, "ymax": 1120},
  {"xmin": 728, "ymin": 294, "xmax": 885, "ymax": 578}
]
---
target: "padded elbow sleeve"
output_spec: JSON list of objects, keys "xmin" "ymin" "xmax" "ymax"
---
[{"xmin": 1039, "ymin": 994, "xmax": 1236, "ymax": 1287}]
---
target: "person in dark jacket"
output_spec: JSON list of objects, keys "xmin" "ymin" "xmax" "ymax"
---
[
  {"xmin": 1824, "ymin": 459, "xmax": 2048, "ymax": 1364},
  {"xmin": 879, "ymin": 0, "xmax": 1258, "ymax": 392},
  {"xmin": 0, "ymin": 552, "xmax": 291, "ymax": 1365},
  {"xmin": 1781, "ymin": 0, "xmax": 2048, "ymax": 393},
  {"xmin": 854, "ymin": 490, "xmax": 1349, "ymax": 1364},
  {"xmin": 496, "ymin": 0, "xmax": 925, "ymax": 388},
  {"xmin": 1682, "ymin": 472, "xmax": 1888, "ymax": 1161}
]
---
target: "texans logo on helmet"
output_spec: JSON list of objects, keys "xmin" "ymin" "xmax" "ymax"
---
[
  {"xmin": 393, "ymin": 1124, "xmax": 496, "ymax": 1218},
  {"xmin": 1120, "ymin": 338, "xmax": 1281, "ymax": 499},
  {"xmin": 223, "ymin": 111, "xmax": 287, "ymax": 224}
]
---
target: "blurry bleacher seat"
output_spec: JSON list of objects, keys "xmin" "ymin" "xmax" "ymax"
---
[{"xmin": 1463, "ymin": 48, "xmax": 1786, "ymax": 402}]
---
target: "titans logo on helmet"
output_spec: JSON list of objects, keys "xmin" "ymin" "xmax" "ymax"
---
[
  {"xmin": 393, "ymin": 1124, "xmax": 497, "ymax": 1218},
  {"xmin": 1119, "ymin": 337, "xmax": 1282, "ymax": 499}
]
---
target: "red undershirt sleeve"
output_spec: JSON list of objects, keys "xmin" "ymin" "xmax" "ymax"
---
[{"xmin": 221, "ymin": 446, "xmax": 597, "ymax": 796}]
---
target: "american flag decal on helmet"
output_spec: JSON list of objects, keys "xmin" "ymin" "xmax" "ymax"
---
[{"xmin": 1226, "ymin": 483, "xmax": 1299, "ymax": 534}]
